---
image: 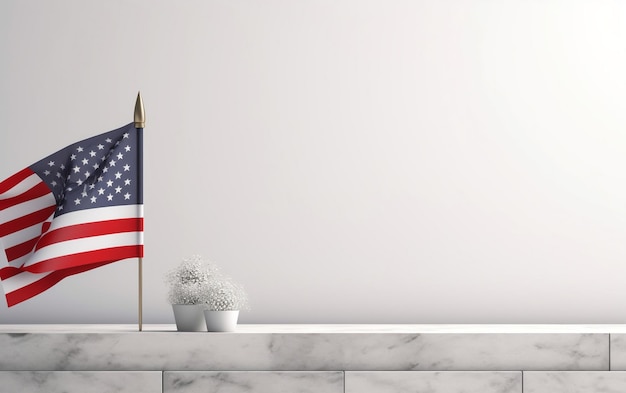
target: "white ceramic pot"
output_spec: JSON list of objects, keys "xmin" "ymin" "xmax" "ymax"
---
[
  {"xmin": 204, "ymin": 310, "xmax": 240, "ymax": 332},
  {"xmin": 172, "ymin": 304, "xmax": 207, "ymax": 332}
]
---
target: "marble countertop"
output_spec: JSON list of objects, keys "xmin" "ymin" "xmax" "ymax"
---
[
  {"xmin": 1, "ymin": 324, "xmax": 626, "ymax": 333},
  {"xmin": 3, "ymin": 324, "xmax": 626, "ymax": 371}
]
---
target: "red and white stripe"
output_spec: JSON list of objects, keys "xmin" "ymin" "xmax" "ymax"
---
[
  {"xmin": 0, "ymin": 263, "xmax": 111, "ymax": 307},
  {"xmin": 0, "ymin": 168, "xmax": 56, "ymax": 267},
  {"xmin": 0, "ymin": 168, "xmax": 143, "ymax": 306},
  {"xmin": 19, "ymin": 204, "xmax": 143, "ymax": 273}
]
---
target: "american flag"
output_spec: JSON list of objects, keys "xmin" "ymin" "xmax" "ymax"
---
[{"xmin": 0, "ymin": 122, "xmax": 143, "ymax": 307}]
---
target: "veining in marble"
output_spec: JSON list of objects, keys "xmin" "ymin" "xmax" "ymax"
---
[
  {"xmin": 346, "ymin": 371, "xmax": 522, "ymax": 393},
  {"xmin": 262, "ymin": 332, "xmax": 608, "ymax": 371},
  {"xmin": 163, "ymin": 371, "xmax": 343, "ymax": 393},
  {"xmin": 0, "ymin": 330, "xmax": 608, "ymax": 371},
  {"xmin": 524, "ymin": 372, "xmax": 626, "ymax": 393},
  {"xmin": 0, "ymin": 371, "xmax": 161, "ymax": 393}
]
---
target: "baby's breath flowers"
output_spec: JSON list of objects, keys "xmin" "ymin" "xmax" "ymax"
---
[
  {"xmin": 202, "ymin": 279, "xmax": 249, "ymax": 311},
  {"xmin": 166, "ymin": 255, "xmax": 249, "ymax": 311},
  {"xmin": 166, "ymin": 255, "xmax": 218, "ymax": 305}
]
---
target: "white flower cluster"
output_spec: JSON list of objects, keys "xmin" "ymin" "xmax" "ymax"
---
[
  {"xmin": 166, "ymin": 255, "xmax": 249, "ymax": 311},
  {"xmin": 168, "ymin": 283, "xmax": 206, "ymax": 305},
  {"xmin": 166, "ymin": 255, "xmax": 219, "ymax": 305},
  {"xmin": 202, "ymin": 279, "xmax": 250, "ymax": 311}
]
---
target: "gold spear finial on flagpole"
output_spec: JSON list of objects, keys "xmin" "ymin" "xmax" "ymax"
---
[{"xmin": 134, "ymin": 92, "xmax": 145, "ymax": 128}]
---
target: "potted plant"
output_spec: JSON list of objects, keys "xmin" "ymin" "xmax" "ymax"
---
[
  {"xmin": 166, "ymin": 255, "xmax": 217, "ymax": 331},
  {"xmin": 202, "ymin": 273, "xmax": 249, "ymax": 332}
]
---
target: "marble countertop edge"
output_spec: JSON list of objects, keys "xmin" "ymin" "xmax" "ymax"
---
[{"xmin": 0, "ymin": 324, "xmax": 626, "ymax": 333}]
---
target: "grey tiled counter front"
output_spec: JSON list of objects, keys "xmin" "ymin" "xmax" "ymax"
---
[
  {"xmin": 524, "ymin": 372, "xmax": 626, "ymax": 393},
  {"xmin": 164, "ymin": 371, "xmax": 344, "ymax": 393},
  {"xmin": 345, "ymin": 371, "xmax": 522, "ymax": 393},
  {"xmin": 0, "ymin": 371, "xmax": 161, "ymax": 393},
  {"xmin": 0, "ymin": 325, "xmax": 623, "ymax": 392}
]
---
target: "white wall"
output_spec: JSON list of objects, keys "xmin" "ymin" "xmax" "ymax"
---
[{"xmin": 1, "ymin": 0, "xmax": 626, "ymax": 324}]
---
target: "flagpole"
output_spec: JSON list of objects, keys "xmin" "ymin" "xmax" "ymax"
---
[{"xmin": 134, "ymin": 92, "xmax": 145, "ymax": 332}]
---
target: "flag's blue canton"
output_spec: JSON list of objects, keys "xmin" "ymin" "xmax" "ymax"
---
[{"xmin": 29, "ymin": 123, "xmax": 139, "ymax": 217}]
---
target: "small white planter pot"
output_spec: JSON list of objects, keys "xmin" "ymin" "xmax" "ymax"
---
[
  {"xmin": 172, "ymin": 304, "xmax": 207, "ymax": 332},
  {"xmin": 204, "ymin": 310, "xmax": 240, "ymax": 332}
]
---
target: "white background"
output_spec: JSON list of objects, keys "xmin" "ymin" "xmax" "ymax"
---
[{"xmin": 1, "ymin": 0, "xmax": 626, "ymax": 323}]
